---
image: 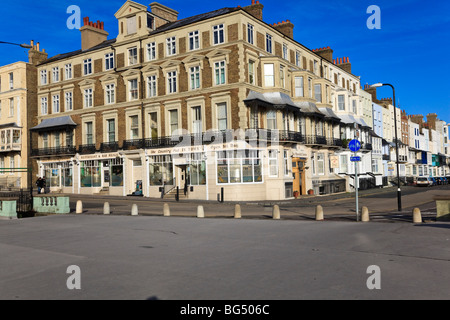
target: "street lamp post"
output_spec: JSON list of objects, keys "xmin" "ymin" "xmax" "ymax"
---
[
  {"xmin": 370, "ymin": 83, "xmax": 402, "ymax": 211},
  {"xmin": 0, "ymin": 41, "xmax": 32, "ymax": 49}
]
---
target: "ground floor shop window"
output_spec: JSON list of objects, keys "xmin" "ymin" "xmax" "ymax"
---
[
  {"xmin": 80, "ymin": 160, "xmax": 101, "ymax": 187},
  {"xmin": 62, "ymin": 162, "xmax": 73, "ymax": 187},
  {"xmin": 187, "ymin": 153, "xmax": 206, "ymax": 185},
  {"xmin": 217, "ymin": 150, "xmax": 262, "ymax": 184},
  {"xmin": 44, "ymin": 163, "xmax": 60, "ymax": 188},
  {"xmin": 42, "ymin": 162, "xmax": 73, "ymax": 188},
  {"xmin": 110, "ymin": 158, "xmax": 124, "ymax": 187},
  {"xmin": 149, "ymin": 155, "xmax": 173, "ymax": 185}
]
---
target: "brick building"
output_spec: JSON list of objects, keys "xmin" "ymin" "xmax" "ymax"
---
[
  {"xmin": 31, "ymin": 0, "xmax": 367, "ymax": 200},
  {"xmin": 0, "ymin": 41, "xmax": 46, "ymax": 189}
]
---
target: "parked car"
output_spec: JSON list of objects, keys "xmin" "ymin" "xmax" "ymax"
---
[{"xmin": 416, "ymin": 177, "xmax": 432, "ymax": 187}]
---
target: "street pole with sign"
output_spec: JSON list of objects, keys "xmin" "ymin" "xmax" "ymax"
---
[{"xmin": 349, "ymin": 127, "xmax": 361, "ymax": 221}]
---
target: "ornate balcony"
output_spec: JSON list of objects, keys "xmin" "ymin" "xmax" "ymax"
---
[
  {"xmin": 100, "ymin": 141, "xmax": 119, "ymax": 153},
  {"xmin": 78, "ymin": 144, "xmax": 97, "ymax": 154},
  {"xmin": 31, "ymin": 146, "xmax": 77, "ymax": 157}
]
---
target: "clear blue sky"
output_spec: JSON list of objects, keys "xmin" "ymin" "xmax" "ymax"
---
[{"xmin": 1, "ymin": 0, "xmax": 449, "ymax": 123}]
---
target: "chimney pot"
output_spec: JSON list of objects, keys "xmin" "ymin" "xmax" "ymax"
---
[{"xmin": 252, "ymin": 0, "xmax": 255, "ymax": 4}]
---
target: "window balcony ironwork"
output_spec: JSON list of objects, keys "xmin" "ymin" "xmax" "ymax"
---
[
  {"xmin": 31, "ymin": 146, "xmax": 76, "ymax": 157},
  {"xmin": 100, "ymin": 141, "xmax": 119, "ymax": 153},
  {"xmin": 78, "ymin": 144, "xmax": 97, "ymax": 154}
]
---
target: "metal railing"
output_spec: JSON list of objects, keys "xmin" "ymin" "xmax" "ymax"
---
[
  {"xmin": 31, "ymin": 146, "xmax": 77, "ymax": 157},
  {"xmin": 100, "ymin": 141, "xmax": 119, "ymax": 153},
  {"xmin": 78, "ymin": 144, "xmax": 97, "ymax": 154}
]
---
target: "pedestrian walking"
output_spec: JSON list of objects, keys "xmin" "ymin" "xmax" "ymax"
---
[{"xmin": 36, "ymin": 177, "xmax": 42, "ymax": 194}]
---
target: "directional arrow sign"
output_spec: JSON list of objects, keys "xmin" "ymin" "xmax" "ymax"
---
[{"xmin": 348, "ymin": 139, "xmax": 361, "ymax": 152}]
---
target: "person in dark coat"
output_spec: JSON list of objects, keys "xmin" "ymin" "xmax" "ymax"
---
[{"xmin": 36, "ymin": 177, "xmax": 42, "ymax": 194}]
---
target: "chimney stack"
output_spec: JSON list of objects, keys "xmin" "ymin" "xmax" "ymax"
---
[
  {"xmin": 150, "ymin": 2, "xmax": 179, "ymax": 28},
  {"xmin": 334, "ymin": 56, "xmax": 352, "ymax": 74},
  {"xmin": 28, "ymin": 40, "xmax": 48, "ymax": 65},
  {"xmin": 243, "ymin": 0, "xmax": 264, "ymax": 20},
  {"xmin": 312, "ymin": 47, "xmax": 333, "ymax": 62},
  {"xmin": 80, "ymin": 17, "xmax": 109, "ymax": 51},
  {"xmin": 272, "ymin": 20, "xmax": 294, "ymax": 39}
]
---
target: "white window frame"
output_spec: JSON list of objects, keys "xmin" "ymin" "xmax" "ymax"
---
[
  {"xmin": 214, "ymin": 60, "xmax": 226, "ymax": 85},
  {"xmin": 41, "ymin": 97, "xmax": 48, "ymax": 115},
  {"xmin": 166, "ymin": 37, "xmax": 176, "ymax": 56},
  {"xmin": 264, "ymin": 64, "xmax": 274, "ymax": 87},
  {"xmin": 65, "ymin": 92, "xmax": 73, "ymax": 111},
  {"xmin": 189, "ymin": 30, "xmax": 200, "ymax": 51},
  {"xmin": 84, "ymin": 88, "xmax": 93, "ymax": 108},
  {"xmin": 282, "ymin": 43, "xmax": 288, "ymax": 60},
  {"xmin": 147, "ymin": 42, "xmax": 156, "ymax": 61},
  {"xmin": 65, "ymin": 64, "xmax": 72, "ymax": 80},
  {"xmin": 248, "ymin": 60, "xmax": 255, "ymax": 85},
  {"xmin": 128, "ymin": 79, "xmax": 139, "ymax": 101},
  {"xmin": 52, "ymin": 95, "xmax": 60, "ymax": 113},
  {"xmin": 128, "ymin": 47, "xmax": 138, "ymax": 66},
  {"xmin": 266, "ymin": 34, "xmax": 273, "ymax": 54},
  {"xmin": 268, "ymin": 149, "xmax": 278, "ymax": 177},
  {"xmin": 190, "ymin": 66, "xmax": 201, "ymax": 90},
  {"xmin": 247, "ymin": 24, "xmax": 254, "ymax": 45},
  {"xmin": 52, "ymin": 67, "xmax": 59, "ymax": 83},
  {"xmin": 105, "ymin": 52, "xmax": 115, "ymax": 70},
  {"xmin": 40, "ymin": 70, "xmax": 47, "ymax": 85},
  {"xmin": 213, "ymin": 24, "xmax": 225, "ymax": 45},
  {"xmin": 105, "ymin": 83, "xmax": 115, "ymax": 104},
  {"xmin": 83, "ymin": 58, "xmax": 92, "ymax": 76},
  {"xmin": 338, "ymin": 95, "xmax": 345, "ymax": 111},
  {"xmin": 294, "ymin": 76, "xmax": 304, "ymax": 97},
  {"xmin": 167, "ymin": 71, "xmax": 177, "ymax": 94},
  {"xmin": 147, "ymin": 75, "xmax": 157, "ymax": 98}
]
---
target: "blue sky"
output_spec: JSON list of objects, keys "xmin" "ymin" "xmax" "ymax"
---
[{"xmin": 1, "ymin": 0, "xmax": 449, "ymax": 123}]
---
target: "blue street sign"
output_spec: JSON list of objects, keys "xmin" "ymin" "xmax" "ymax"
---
[
  {"xmin": 350, "ymin": 156, "xmax": 361, "ymax": 162},
  {"xmin": 348, "ymin": 139, "xmax": 361, "ymax": 152}
]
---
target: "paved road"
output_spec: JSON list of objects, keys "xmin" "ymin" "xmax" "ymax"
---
[{"xmin": 0, "ymin": 214, "xmax": 449, "ymax": 300}]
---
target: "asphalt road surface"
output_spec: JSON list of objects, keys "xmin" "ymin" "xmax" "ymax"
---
[{"xmin": 0, "ymin": 213, "xmax": 449, "ymax": 300}]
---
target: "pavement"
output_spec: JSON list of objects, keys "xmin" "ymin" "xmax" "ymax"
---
[
  {"xmin": 63, "ymin": 185, "xmax": 450, "ymax": 223},
  {"xmin": 0, "ymin": 214, "xmax": 449, "ymax": 300},
  {"xmin": 1, "ymin": 185, "xmax": 449, "ymax": 301}
]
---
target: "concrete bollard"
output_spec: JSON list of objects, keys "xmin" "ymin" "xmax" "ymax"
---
[
  {"xmin": 131, "ymin": 204, "xmax": 138, "ymax": 216},
  {"xmin": 163, "ymin": 203, "xmax": 170, "ymax": 217},
  {"xmin": 197, "ymin": 205, "xmax": 204, "ymax": 218},
  {"xmin": 234, "ymin": 204, "xmax": 241, "ymax": 219},
  {"xmin": 103, "ymin": 202, "xmax": 110, "ymax": 215},
  {"xmin": 315, "ymin": 205, "xmax": 324, "ymax": 221},
  {"xmin": 361, "ymin": 206, "xmax": 369, "ymax": 222},
  {"xmin": 272, "ymin": 205, "xmax": 280, "ymax": 220},
  {"xmin": 76, "ymin": 200, "xmax": 83, "ymax": 214},
  {"xmin": 413, "ymin": 208, "xmax": 422, "ymax": 223}
]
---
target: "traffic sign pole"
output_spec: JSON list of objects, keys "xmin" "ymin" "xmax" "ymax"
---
[
  {"xmin": 349, "ymin": 131, "xmax": 361, "ymax": 222},
  {"xmin": 355, "ymin": 150, "xmax": 359, "ymax": 222}
]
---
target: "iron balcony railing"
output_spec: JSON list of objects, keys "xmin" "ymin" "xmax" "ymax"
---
[
  {"xmin": 78, "ymin": 144, "xmax": 97, "ymax": 154},
  {"xmin": 31, "ymin": 146, "xmax": 77, "ymax": 157},
  {"xmin": 100, "ymin": 141, "xmax": 119, "ymax": 153}
]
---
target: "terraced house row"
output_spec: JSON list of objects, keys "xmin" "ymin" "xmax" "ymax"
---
[{"xmin": 1, "ymin": 0, "xmax": 449, "ymax": 199}]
